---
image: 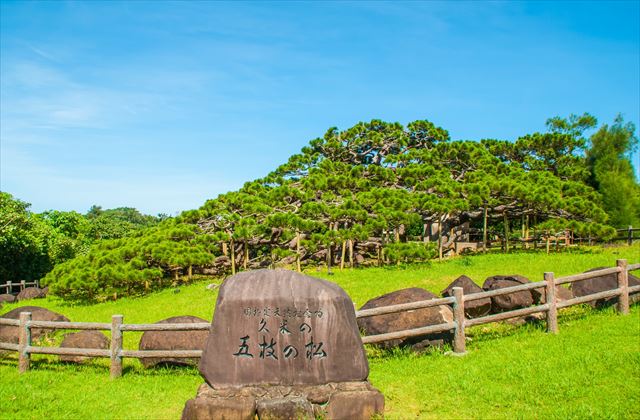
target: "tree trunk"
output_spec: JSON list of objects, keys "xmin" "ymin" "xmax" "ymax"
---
[
  {"xmin": 394, "ymin": 228, "xmax": 400, "ymax": 243},
  {"xmin": 377, "ymin": 246, "xmax": 382, "ymax": 267},
  {"xmin": 423, "ymin": 223, "xmax": 428, "ymax": 243},
  {"xmin": 482, "ymin": 206, "xmax": 488, "ymax": 252},
  {"xmin": 222, "ymin": 242, "xmax": 228, "ymax": 257},
  {"xmin": 188, "ymin": 265, "xmax": 192, "ymax": 281},
  {"xmin": 340, "ymin": 241, "xmax": 346, "ymax": 270}
]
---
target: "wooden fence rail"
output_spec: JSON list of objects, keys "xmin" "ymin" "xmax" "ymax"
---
[
  {"xmin": 0, "ymin": 280, "xmax": 40, "ymax": 295},
  {"xmin": 2, "ymin": 314, "xmax": 211, "ymax": 378},
  {"xmin": 1, "ymin": 259, "xmax": 637, "ymax": 378}
]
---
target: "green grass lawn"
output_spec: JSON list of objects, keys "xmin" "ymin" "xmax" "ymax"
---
[{"xmin": 1, "ymin": 245, "xmax": 639, "ymax": 419}]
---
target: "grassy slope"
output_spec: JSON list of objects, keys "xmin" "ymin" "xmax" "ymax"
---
[
  {"xmin": 1, "ymin": 245, "xmax": 639, "ymax": 419},
  {"xmin": 371, "ymin": 305, "xmax": 640, "ymax": 419}
]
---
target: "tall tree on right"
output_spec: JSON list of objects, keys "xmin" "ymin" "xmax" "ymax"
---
[{"xmin": 586, "ymin": 115, "xmax": 640, "ymax": 228}]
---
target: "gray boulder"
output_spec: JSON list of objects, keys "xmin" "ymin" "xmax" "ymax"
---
[
  {"xmin": 60, "ymin": 330, "xmax": 110, "ymax": 363},
  {"xmin": 441, "ymin": 275, "xmax": 491, "ymax": 318},
  {"xmin": 17, "ymin": 287, "xmax": 47, "ymax": 301},
  {"xmin": 357, "ymin": 287, "xmax": 453, "ymax": 350},
  {"xmin": 571, "ymin": 267, "xmax": 640, "ymax": 308},
  {"xmin": 0, "ymin": 306, "xmax": 70, "ymax": 343},
  {"xmin": 482, "ymin": 275, "xmax": 542, "ymax": 312},
  {"xmin": 0, "ymin": 294, "xmax": 16, "ymax": 304},
  {"xmin": 139, "ymin": 315, "xmax": 209, "ymax": 368}
]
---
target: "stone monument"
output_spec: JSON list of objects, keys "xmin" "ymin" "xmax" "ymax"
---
[{"xmin": 182, "ymin": 269, "xmax": 384, "ymax": 419}]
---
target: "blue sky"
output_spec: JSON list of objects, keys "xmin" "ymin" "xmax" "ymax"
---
[{"xmin": 1, "ymin": 1, "xmax": 639, "ymax": 215}]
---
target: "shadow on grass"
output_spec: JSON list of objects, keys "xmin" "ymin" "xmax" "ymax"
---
[
  {"xmin": 365, "ymin": 302, "xmax": 633, "ymax": 359},
  {"xmin": 1, "ymin": 350, "xmax": 200, "ymax": 378}
]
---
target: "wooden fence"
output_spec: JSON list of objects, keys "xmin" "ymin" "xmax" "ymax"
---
[
  {"xmin": 1, "ymin": 259, "xmax": 638, "ymax": 378},
  {"xmin": 457, "ymin": 226, "xmax": 638, "ymax": 255},
  {"xmin": 616, "ymin": 226, "xmax": 640, "ymax": 246},
  {"xmin": 1, "ymin": 280, "xmax": 40, "ymax": 295}
]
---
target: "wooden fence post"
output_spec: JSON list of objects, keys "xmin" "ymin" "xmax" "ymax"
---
[
  {"xmin": 110, "ymin": 315, "xmax": 123, "ymax": 379},
  {"xmin": 545, "ymin": 231, "xmax": 550, "ymax": 254},
  {"xmin": 616, "ymin": 259, "xmax": 629, "ymax": 315},
  {"xmin": 452, "ymin": 287, "xmax": 467, "ymax": 355},
  {"xmin": 628, "ymin": 226, "xmax": 633, "ymax": 246},
  {"xmin": 544, "ymin": 272, "xmax": 558, "ymax": 334},
  {"xmin": 20, "ymin": 280, "xmax": 25, "ymax": 291},
  {"xmin": 18, "ymin": 312, "xmax": 32, "ymax": 373}
]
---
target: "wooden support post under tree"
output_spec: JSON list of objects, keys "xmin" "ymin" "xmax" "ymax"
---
[
  {"xmin": 110, "ymin": 315, "xmax": 123, "ymax": 379},
  {"xmin": 348, "ymin": 239, "xmax": 354, "ymax": 268},
  {"xmin": 230, "ymin": 238, "xmax": 236, "ymax": 275},
  {"xmin": 544, "ymin": 272, "xmax": 558, "ymax": 334},
  {"xmin": 244, "ymin": 239, "xmax": 248, "ymax": 270},
  {"xmin": 438, "ymin": 218, "xmax": 443, "ymax": 261},
  {"xmin": 546, "ymin": 231, "xmax": 550, "ymax": 254},
  {"xmin": 452, "ymin": 287, "xmax": 466, "ymax": 355},
  {"xmin": 503, "ymin": 212, "xmax": 509, "ymax": 253},
  {"xmin": 296, "ymin": 231, "xmax": 301, "ymax": 273},
  {"xmin": 340, "ymin": 241, "xmax": 346, "ymax": 270},
  {"xmin": 482, "ymin": 206, "xmax": 488, "ymax": 253},
  {"xmin": 616, "ymin": 259, "xmax": 629, "ymax": 315},
  {"xmin": 18, "ymin": 311, "xmax": 31, "ymax": 373},
  {"xmin": 533, "ymin": 215, "xmax": 538, "ymax": 249}
]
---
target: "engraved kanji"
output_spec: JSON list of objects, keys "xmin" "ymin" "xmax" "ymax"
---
[
  {"xmin": 305, "ymin": 337, "xmax": 327, "ymax": 359},
  {"xmin": 258, "ymin": 318, "xmax": 269, "ymax": 333},
  {"xmin": 233, "ymin": 335, "xmax": 253, "ymax": 358},
  {"xmin": 279, "ymin": 319, "xmax": 291, "ymax": 335},
  {"xmin": 258, "ymin": 336, "xmax": 278, "ymax": 360}
]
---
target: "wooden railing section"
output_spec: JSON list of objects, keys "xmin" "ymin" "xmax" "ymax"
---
[
  {"xmin": 0, "ymin": 316, "xmax": 210, "ymax": 379},
  {"xmin": 1, "ymin": 259, "xmax": 638, "ymax": 378},
  {"xmin": 1, "ymin": 280, "xmax": 40, "ymax": 295}
]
